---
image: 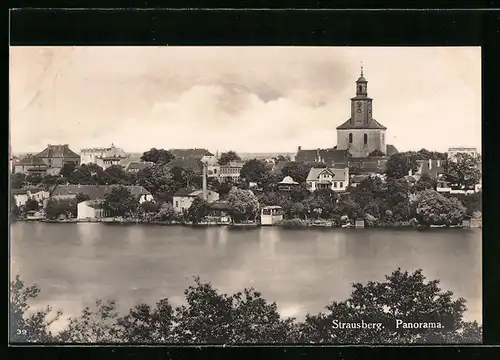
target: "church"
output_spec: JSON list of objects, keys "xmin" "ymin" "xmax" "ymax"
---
[{"xmin": 296, "ymin": 66, "xmax": 398, "ymax": 172}]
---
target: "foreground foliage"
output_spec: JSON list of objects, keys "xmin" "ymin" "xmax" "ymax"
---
[{"xmin": 10, "ymin": 269, "xmax": 482, "ymax": 344}]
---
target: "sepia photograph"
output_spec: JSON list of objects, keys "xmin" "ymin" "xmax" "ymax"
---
[{"xmin": 9, "ymin": 46, "xmax": 482, "ymax": 344}]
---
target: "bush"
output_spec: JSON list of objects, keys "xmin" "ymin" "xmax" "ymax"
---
[
  {"xmin": 364, "ymin": 214, "xmax": 379, "ymax": 227},
  {"xmin": 278, "ymin": 218, "xmax": 310, "ymax": 229}
]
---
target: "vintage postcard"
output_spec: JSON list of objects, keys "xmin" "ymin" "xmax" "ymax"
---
[{"xmin": 9, "ymin": 46, "xmax": 482, "ymax": 344}]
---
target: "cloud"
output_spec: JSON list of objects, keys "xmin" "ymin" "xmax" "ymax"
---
[{"xmin": 10, "ymin": 46, "xmax": 481, "ymax": 153}]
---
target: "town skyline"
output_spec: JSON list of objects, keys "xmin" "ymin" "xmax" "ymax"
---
[{"xmin": 10, "ymin": 46, "xmax": 481, "ymax": 154}]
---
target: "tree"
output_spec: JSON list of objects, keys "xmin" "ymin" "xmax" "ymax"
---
[
  {"xmin": 281, "ymin": 161, "xmax": 312, "ymax": 184},
  {"xmin": 75, "ymin": 192, "xmax": 91, "ymax": 203},
  {"xmin": 24, "ymin": 198, "xmax": 40, "ymax": 212},
  {"xmin": 137, "ymin": 165, "xmax": 177, "ymax": 202},
  {"xmin": 443, "ymin": 153, "xmax": 481, "ymax": 189},
  {"xmin": 447, "ymin": 191, "xmax": 481, "ymax": 217},
  {"xmin": 414, "ymin": 173, "xmax": 437, "ymax": 192},
  {"xmin": 10, "ymin": 269, "xmax": 481, "ymax": 344},
  {"xmin": 386, "ymin": 152, "xmax": 418, "ymax": 179},
  {"xmin": 298, "ymin": 268, "xmax": 481, "ymax": 344},
  {"xmin": 369, "ymin": 149, "xmax": 386, "ymax": 157},
  {"xmin": 416, "ymin": 189, "xmax": 466, "ymax": 226},
  {"xmin": 103, "ymin": 165, "xmax": 129, "ymax": 185},
  {"xmin": 10, "ymin": 173, "xmax": 26, "ymax": 189},
  {"xmin": 10, "ymin": 275, "xmax": 62, "ymax": 343},
  {"xmin": 140, "ymin": 148, "xmax": 175, "ymax": 165},
  {"xmin": 154, "ymin": 203, "xmax": 177, "ymax": 222},
  {"xmin": 45, "ymin": 198, "xmax": 77, "ymax": 220},
  {"xmin": 310, "ymin": 189, "xmax": 339, "ymax": 219},
  {"xmin": 102, "ymin": 186, "xmax": 139, "ymax": 218},
  {"xmin": 187, "ymin": 197, "xmax": 209, "ymax": 224},
  {"xmin": 240, "ymin": 159, "xmax": 269, "ymax": 183},
  {"xmin": 42, "ymin": 174, "xmax": 63, "ymax": 188},
  {"xmin": 218, "ymin": 151, "xmax": 241, "ymax": 165},
  {"xmin": 274, "ymin": 155, "xmax": 291, "ymax": 162},
  {"xmin": 59, "ymin": 162, "xmax": 76, "ymax": 178},
  {"xmin": 416, "ymin": 148, "xmax": 447, "ymax": 160},
  {"xmin": 139, "ymin": 200, "xmax": 161, "ymax": 215},
  {"xmin": 209, "ymin": 178, "xmax": 233, "ymax": 198},
  {"xmin": 26, "ymin": 173, "xmax": 43, "ymax": 185},
  {"xmin": 227, "ymin": 187, "xmax": 259, "ymax": 223},
  {"xmin": 69, "ymin": 164, "xmax": 106, "ymax": 185}
]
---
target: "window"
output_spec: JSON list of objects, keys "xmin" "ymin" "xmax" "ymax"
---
[
  {"xmin": 333, "ymin": 182, "xmax": 337, "ymax": 188},
  {"xmin": 364, "ymin": 134, "xmax": 368, "ymax": 145},
  {"xmin": 358, "ymin": 85, "xmax": 362, "ymax": 93},
  {"xmin": 349, "ymin": 133, "xmax": 353, "ymax": 143},
  {"xmin": 175, "ymin": 201, "xmax": 179, "ymax": 208},
  {"xmin": 340, "ymin": 182, "xmax": 343, "ymax": 188}
]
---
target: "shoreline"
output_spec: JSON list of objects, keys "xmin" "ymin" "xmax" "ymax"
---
[{"xmin": 11, "ymin": 218, "xmax": 481, "ymax": 229}]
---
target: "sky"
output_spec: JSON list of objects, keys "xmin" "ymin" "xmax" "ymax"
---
[{"xmin": 9, "ymin": 46, "xmax": 481, "ymax": 154}]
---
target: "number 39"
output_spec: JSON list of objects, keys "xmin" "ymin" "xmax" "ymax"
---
[{"xmin": 16, "ymin": 329, "xmax": 27, "ymax": 335}]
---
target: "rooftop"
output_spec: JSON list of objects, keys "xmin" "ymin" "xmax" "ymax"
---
[
  {"xmin": 306, "ymin": 167, "xmax": 348, "ymax": 182},
  {"xmin": 169, "ymin": 148, "xmax": 214, "ymax": 159},
  {"xmin": 336, "ymin": 118, "xmax": 387, "ymax": 130},
  {"xmin": 36, "ymin": 144, "xmax": 80, "ymax": 159},
  {"xmin": 17, "ymin": 154, "xmax": 47, "ymax": 166},
  {"xmin": 51, "ymin": 185, "xmax": 151, "ymax": 199}
]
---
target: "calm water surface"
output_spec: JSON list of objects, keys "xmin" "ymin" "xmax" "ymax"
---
[{"xmin": 11, "ymin": 222, "xmax": 482, "ymax": 328}]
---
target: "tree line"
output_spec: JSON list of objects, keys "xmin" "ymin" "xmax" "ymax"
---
[
  {"xmin": 10, "ymin": 268, "xmax": 481, "ymax": 344},
  {"xmin": 10, "ymin": 148, "xmax": 481, "ymax": 227}
]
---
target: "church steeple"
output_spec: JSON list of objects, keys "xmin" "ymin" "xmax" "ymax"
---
[{"xmin": 356, "ymin": 62, "xmax": 368, "ymax": 96}]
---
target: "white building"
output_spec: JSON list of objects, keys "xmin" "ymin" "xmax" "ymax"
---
[
  {"xmin": 77, "ymin": 200, "xmax": 106, "ymax": 220},
  {"xmin": 172, "ymin": 189, "xmax": 220, "ymax": 213},
  {"xmin": 306, "ymin": 167, "xmax": 350, "ymax": 192},
  {"xmin": 201, "ymin": 155, "xmax": 220, "ymax": 178},
  {"xmin": 80, "ymin": 144, "xmax": 128, "ymax": 169},
  {"xmin": 219, "ymin": 161, "xmax": 245, "ymax": 182},
  {"xmin": 447, "ymin": 147, "xmax": 479, "ymax": 160},
  {"xmin": 11, "ymin": 189, "xmax": 29, "ymax": 207}
]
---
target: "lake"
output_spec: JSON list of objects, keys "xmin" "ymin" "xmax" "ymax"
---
[{"xmin": 10, "ymin": 222, "xmax": 482, "ymax": 330}]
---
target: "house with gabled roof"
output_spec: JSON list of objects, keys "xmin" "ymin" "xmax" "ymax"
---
[
  {"xmin": 172, "ymin": 188, "xmax": 219, "ymax": 213},
  {"xmin": 295, "ymin": 147, "xmax": 350, "ymax": 168},
  {"xmin": 14, "ymin": 154, "xmax": 48, "ymax": 175},
  {"xmin": 306, "ymin": 167, "xmax": 349, "ymax": 192},
  {"xmin": 50, "ymin": 184, "xmax": 153, "ymax": 203},
  {"xmin": 35, "ymin": 144, "xmax": 81, "ymax": 175},
  {"xmin": 125, "ymin": 161, "xmax": 154, "ymax": 173},
  {"xmin": 169, "ymin": 148, "xmax": 214, "ymax": 160}
]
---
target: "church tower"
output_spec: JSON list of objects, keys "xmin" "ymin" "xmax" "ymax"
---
[{"xmin": 336, "ymin": 64, "xmax": 387, "ymax": 158}]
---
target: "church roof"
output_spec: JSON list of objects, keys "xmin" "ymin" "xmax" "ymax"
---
[
  {"xmin": 336, "ymin": 118, "xmax": 387, "ymax": 130},
  {"xmin": 356, "ymin": 76, "xmax": 367, "ymax": 83}
]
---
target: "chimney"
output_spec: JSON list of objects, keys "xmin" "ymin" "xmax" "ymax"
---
[
  {"xmin": 202, "ymin": 161, "xmax": 208, "ymax": 201},
  {"xmin": 298, "ymin": 146, "xmax": 302, "ymax": 151},
  {"xmin": 428, "ymin": 159, "xmax": 432, "ymax": 170}
]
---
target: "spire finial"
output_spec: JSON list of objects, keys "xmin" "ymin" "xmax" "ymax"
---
[{"xmin": 360, "ymin": 61, "xmax": 364, "ymax": 77}]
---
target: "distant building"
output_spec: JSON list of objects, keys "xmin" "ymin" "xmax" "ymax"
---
[
  {"xmin": 201, "ymin": 154, "xmax": 220, "ymax": 178},
  {"xmin": 349, "ymin": 157, "xmax": 387, "ymax": 175},
  {"xmin": 295, "ymin": 147, "xmax": 350, "ymax": 168},
  {"xmin": 51, "ymin": 185, "xmax": 153, "ymax": 203},
  {"xmin": 11, "ymin": 189, "xmax": 29, "ymax": 207},
  {"xmin": 219, "ymin": 161, "xmax": 245, "ymax": 182},
  {"xmin": 80, "ymin": 144, "xmax": 128, "ymax": 169},
  {"xmin": 411, "ymin": 159, "xmax": 445, "ymax": 180},
  {"xmin": 306, "ymin": 167, "xmax": 349, "ymax": 192},
  {"xmin": 447, "ymin": 147, "xmax": 478, "ymax": 160},
  {"xmin": 164, "ymin": 157, "xmax": 204, "ymax": 176},
  {"xmin": 35, "ymin": 144, "xmax": 81, "ymax": 175},
  {"xmin": 125, "ymin": 161, "xmax": 154, "ymax": 173},
  {"xmin": 169, "ymin": 148, "xmax": 214, "ymax": 160},
  {"xmin": 172, "ymin": 189, "xmax": 219, "ymax": 213},
  {"xmin": 14, "ymin": 154, "xmax": 48, "ymax": 175}
]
